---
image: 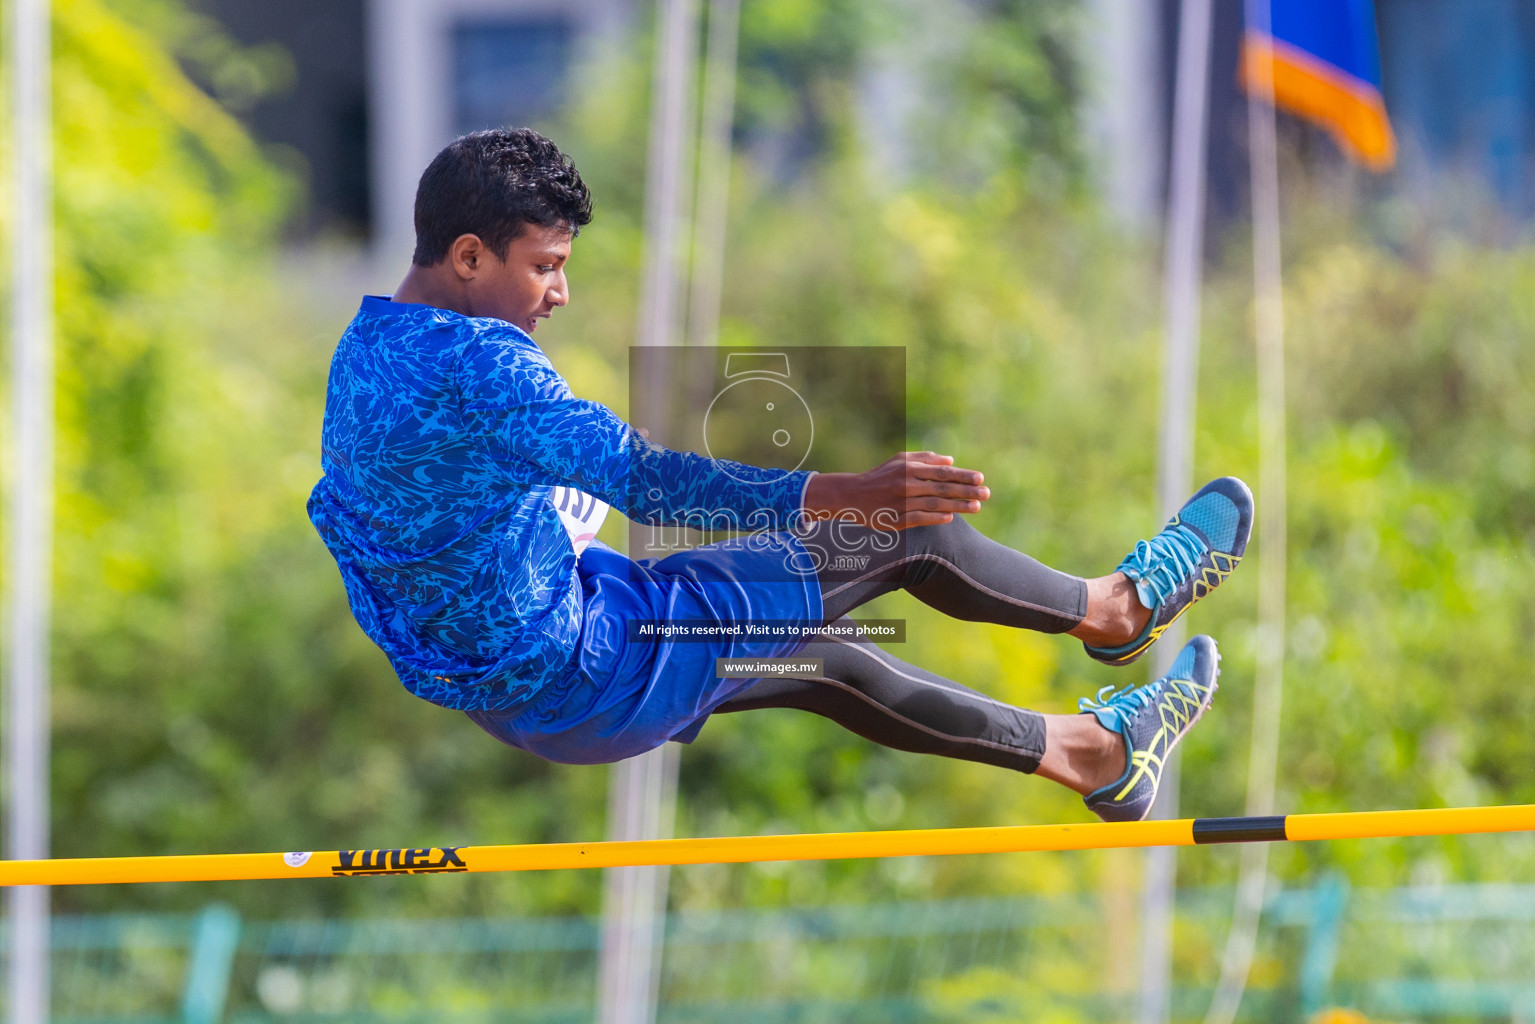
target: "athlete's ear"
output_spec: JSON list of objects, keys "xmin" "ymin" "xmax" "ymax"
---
[{"xmin": 449, "ymin": 234, "xmax": 485, "ymax": 280}]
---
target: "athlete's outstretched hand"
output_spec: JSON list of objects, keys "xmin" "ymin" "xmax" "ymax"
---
[{"xmin": 802, "ymin": 451, "xmax": 990, "ymax": 530}]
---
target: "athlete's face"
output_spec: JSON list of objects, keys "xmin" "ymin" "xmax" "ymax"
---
[{"xmin": 460, "ymin": 223, "xmax": 572, "ymax": 334}]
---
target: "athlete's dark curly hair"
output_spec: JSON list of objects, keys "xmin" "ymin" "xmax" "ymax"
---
[{"xmin": 411, "ymin": 128, "xmax": 593, "ymax": 266}]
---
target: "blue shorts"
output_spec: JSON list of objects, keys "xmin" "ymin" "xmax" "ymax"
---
[{"xmin": 466, "ymin": 533, "xmax": 823, "ymax": 764}]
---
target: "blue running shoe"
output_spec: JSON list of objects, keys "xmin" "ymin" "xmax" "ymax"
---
[
  {"xmin": 1084, "ymin": 476, "xmax": 1252, "ymax": 667},
  {"xmin": 1078, "ymin": 635, "xmax": 1220, "ymax": 823}
]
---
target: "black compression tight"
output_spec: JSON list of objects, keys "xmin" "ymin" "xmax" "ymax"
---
[{"xmin": 712, "ymin": 516, "xmax": 1090, "ymax": 773}]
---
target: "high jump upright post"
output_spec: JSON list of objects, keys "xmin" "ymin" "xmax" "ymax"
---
[
  {"xmin": 598, "ymin": 2, "xmax": 701, "ymax": 1023},
  {"xmin": 1140, "ymin": 2, "xmax": 1214, "ymax": 1024},
  {"xmin": 1203, "ymin": 2, "xmax": 1288, "ymax": 1021},
  {"xmin": 687, "ymin": 0, "xmax": 741, "ymax": 351},
  {"xmin": 6, "ymin": 0, "xmax": 54, "ymax": 1020}
]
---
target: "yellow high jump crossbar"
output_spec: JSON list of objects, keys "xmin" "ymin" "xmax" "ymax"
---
[{"xmin": 3, "ymin": 805, "xmax": 1534, "ymax": 887}]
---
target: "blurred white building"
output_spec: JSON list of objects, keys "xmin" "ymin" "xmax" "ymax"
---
[
  {"xmin": 200, "ymin": 0, "xmax": 1535, "ymax": 249},
  {"xmin": 200, "ymin": 0, "xmax": 628, "ymax": 250},
  {"xmin": 367, "ymin": 0, "xmax": 628, "ymax": 264},
  {"xmin": 1079, "ymin": 0, "xmax": 1166, "ymax": 232}
]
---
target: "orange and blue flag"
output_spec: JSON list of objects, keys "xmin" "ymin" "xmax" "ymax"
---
[{"xmin": 1241, "ymin": 0, "xmax": 1396, "ymax": 170}]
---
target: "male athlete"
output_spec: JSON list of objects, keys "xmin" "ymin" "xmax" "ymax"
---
[{"xmin": 308, "ymin": 128, "xmax": 1253, "ymax": 823}]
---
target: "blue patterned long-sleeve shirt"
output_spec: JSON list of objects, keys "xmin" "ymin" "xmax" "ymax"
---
[{"xmin": 308, "ymin": 296, "xmax": 813, "ymax": 712}]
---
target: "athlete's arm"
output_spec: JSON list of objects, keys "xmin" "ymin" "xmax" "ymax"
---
[
  {"xmin": 457, "ymin": 334, "xmax": 809, "ymax": 529},
  {"xmin": 803, "ymin": 452, "xmax": 990, "ymax": 530}
]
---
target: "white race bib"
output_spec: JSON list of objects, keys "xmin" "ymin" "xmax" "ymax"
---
[{"xmin": 549, "ymin": 485, "xmax": 609, "ymax": 556}]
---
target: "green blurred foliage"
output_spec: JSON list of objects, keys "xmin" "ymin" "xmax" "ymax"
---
[
  {"xmin": 8, "ymin": 0, "xmax": 1535, "ymax": 950},
  {"xmin": 25, "ymin": 0, "xmax": 612, "ymax": 919}
]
